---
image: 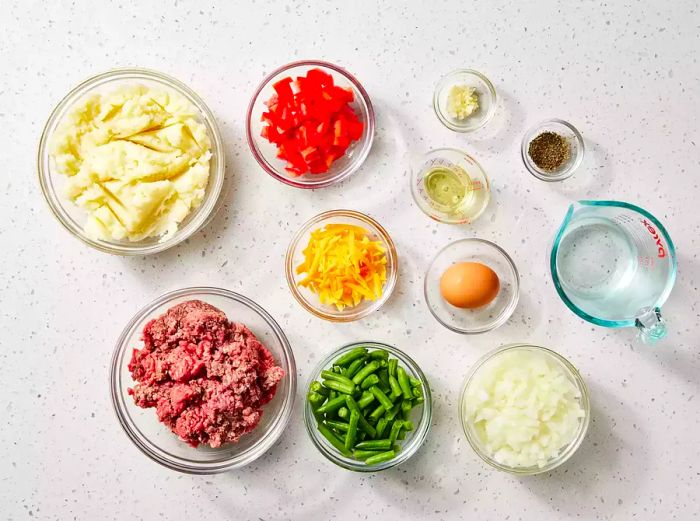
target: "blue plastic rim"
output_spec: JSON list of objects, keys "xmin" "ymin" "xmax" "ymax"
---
[{"xmin": 549, "ymin": 200, "xmax": 678, "ymax": 329}]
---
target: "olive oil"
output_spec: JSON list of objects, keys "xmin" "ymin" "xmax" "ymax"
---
[{"xmin": 423, "ymin": 165, "xmax": 475, "ymax": 214}]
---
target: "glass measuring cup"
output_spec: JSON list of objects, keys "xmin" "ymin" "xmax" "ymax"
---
[
  {"xmin": 550, "ymin": 200, "xmax": 677, "ymax": 344},
  {"xmin": 410, "ymin": 148, "xmax": 490, "ymax": 224}
]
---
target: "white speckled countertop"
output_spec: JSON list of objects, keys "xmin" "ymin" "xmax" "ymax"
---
[{"xmin": 2, "ymin": 1, "xmax": 699, "ymax": 519}]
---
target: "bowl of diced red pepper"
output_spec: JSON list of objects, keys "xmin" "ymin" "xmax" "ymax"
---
[{"xmin": 247, "ymin": 60, "xmax": 375, "ymax": 188}]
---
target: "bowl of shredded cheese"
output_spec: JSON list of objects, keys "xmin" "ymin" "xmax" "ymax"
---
[
  {"xmin": 285, "ymin": 209, "xmax": 398, "ymax": 322},
  {"xmin": 459, "ymin": 343, "xmax": 590, "ymax": 475}
]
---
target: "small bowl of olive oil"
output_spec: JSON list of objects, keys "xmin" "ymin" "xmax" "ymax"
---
[{"xmin": 410, "ymin": 148, "xmax": 490, "ymax": 224}]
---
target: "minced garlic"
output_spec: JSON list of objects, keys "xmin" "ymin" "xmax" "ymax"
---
[{"xmin": 447, "ymin": 84, "xmax": 480, "ymax": 120}]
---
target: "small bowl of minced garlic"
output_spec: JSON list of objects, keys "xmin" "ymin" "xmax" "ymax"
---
[{"xmin": 433, "ymin": 69, "xmax": 496, "ymax": 132}]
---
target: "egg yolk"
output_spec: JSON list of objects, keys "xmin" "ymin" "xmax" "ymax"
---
[{"xmin": 439, "ymin": 261, "xmax": 500, "ymax": 309}]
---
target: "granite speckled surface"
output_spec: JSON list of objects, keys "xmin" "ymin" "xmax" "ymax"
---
[{"xmin": 2, "ymin": 1, "xmax": 699, "ymax": 519}]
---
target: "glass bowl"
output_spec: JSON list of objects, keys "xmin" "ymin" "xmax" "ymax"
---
[
  {"xmin": 37, "ymin": 68, "xmax": 225, "ymax": 255},
  {"xmin": 285, "ymin": 210, "xmax": 398, "ymax": 321},
  {"xmin": 304, "ymin": 341, "xmax": 432, "ymax": 472},
  {"xmin": 459, "ymin": 343, "xmax": 590, "ymax": 475},
  {"xmin": 410, "ymin": 148, "xmax": 491, "ymax": 224},
  {"xmin": 433, "ymin": 69, "xmax": 497, "ymax": 132},
  {"xmin": 110, "ymin": 287, "xmax": 296, "ymax": 474},
  {"xmin": 424, "ymin": 239, "xmax": 519, "ymax": 334},
  {"xmin": 521, "ymin": 119, "xmax": 585, "ymax": 182},
  {"xmin": 246, "ymin": 60, "xmax": 375, "ymax": 189}
]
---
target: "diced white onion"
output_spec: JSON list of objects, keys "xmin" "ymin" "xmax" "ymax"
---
[{"xmin": 464, "ymin": 349, "xmax": 584, "ymax": 469}]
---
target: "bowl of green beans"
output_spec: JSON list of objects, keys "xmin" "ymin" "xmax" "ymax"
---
[{"xmin": 304, "ymin": 341, "xmax": 432, "ymax": 471}]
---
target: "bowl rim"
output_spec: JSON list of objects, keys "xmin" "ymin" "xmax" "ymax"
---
[
  {"xmin": 409, "ymin": 147, "xmax": 492, "ymax": 224},
  {"xmin": 109, "ymin": 286, "xmax": 297, "ymax": 474},
  {"xmin": 458, "ymin": 343, "xmax": 591, "ymax": 475},
  {"xmin": 285, "ymin": 209, "xmax": 398, "ymax": 322},
  {"xmin": 37, "ymin": 67, "xmax": 225, "ymax": 255},
  {"xmin": 424, "ymin": 238, "xmax": 520, "ymax": 334},
  {"xmin": 520, "ymin": 118, "xmax": 585, "ymax": 182},
  {"xmin": 303, "ymin": 341, "xmax": 432, "ymax": 472},
  {"xmin": 245, "ymin": 59, "xmax": 375, "ymax": 189},
  {"xmin": 432, "ymin": 69, "xmax": 497, "ymax": 133}
]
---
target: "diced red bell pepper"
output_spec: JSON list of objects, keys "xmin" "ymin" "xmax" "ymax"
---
[
  {"xmin": 273, "ymin": 77, "xmax": 294, "ymax": 99},
  {"xmin": 301, "ymin": 146, "xmax": 321, "ymax": 162},
  {"xmin": 259, "ymin": 67, "xmax": 364, "ymax": 176},
  {"xmin": 306, "ymin": 68, "xmax": 334, "ymax": 88}
]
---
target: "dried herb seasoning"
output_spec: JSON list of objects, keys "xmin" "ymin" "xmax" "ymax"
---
[{"xmin": 528, "ymin": 131, "xmax": 571, "ymax": 172}]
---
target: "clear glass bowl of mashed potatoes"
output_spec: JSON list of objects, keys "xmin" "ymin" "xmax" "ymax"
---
[{"xmin": 37, "ymin": 68, "xmax": 225, "ymax": 255}]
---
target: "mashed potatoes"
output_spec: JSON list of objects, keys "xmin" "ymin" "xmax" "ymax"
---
[{"xmin": 49, "ymin": 84, "xmax": 211, "ymax": 242}]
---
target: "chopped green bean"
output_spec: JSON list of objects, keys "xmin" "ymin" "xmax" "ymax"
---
[
  {"xmin": 307, "ymin": 392, "xmax": 326, "ymax": 415},
  {"xmin": 344, "ymin": 410, "xmax": 359, "ymax": 450},
  {"xmin": 369, "ymin": 385, "xmax": 394, "ymax": 410},
  {"xmin": 353, "ymin": 449, "xmax": 383, "ymax": 460},
  {"xmin": 310, "ymin": 350, "xmax": 428, "ymax": 466},
  {"xmin": 345, "ymin": 395, "xmax": 376, "ymax": 438},
  {"xmin": 351, "ymin": 360, "xmax": 380, "ymax": 385},
  {"xmin": 375, "ymin": 417, "xmax": 389, "ymax": 438},
  {"xmin": 317, "ymin": 422, "xmax": 352, "ymax": 456},
  {"xmin": 368, "ymin": 404, "xmax": 385, "ymax": 422},
  {"xmin": 326, "ymin": 420, "xmax": 350, "ymax": 432},
  {"xmin": 317, "ymin": 396, "xmax": 346, "ymax": 414},
  {"xmin": 369, "ymin": 349, "xmax": 389, "ymax": 360},
  {"xmin": 385, "ymin": 403, "xmax": 401, "ymax": 422},
  {"xmin": 321, "ymin": 370, "xmax": 355, "ymax": 387},
  {"xmin": 360, "ymin": 374, "xmax": 380, "ymax": 390},
  {"xmin": 388, "ymin": 375, "xmax": 402, "ymax": 398},
  {"xmin": 357, "ymin": 391, "xmax": 375, "ymax": 409},
  {"xmin": 397, "ymin": 367, "xmax": 413, "ymax": 400},
  {"xmin": 322, "ymin": 379, "xmax": 356, "ymax": 395},
  {"xmin": 309, "ymin": 381, "xmax": 330, "ymax": 397},
  {"xmin": 355, "ymin": 438, "xmax": 392, "ymax": 451},
  {"xmin": 334, "ymin": 347, "xmax": 368, "ymax": 367},
  {"xmin": 365, "ymin": 450, "xmax": 396, "ymax": 465},
  {"xmin": 389, "ymin": 420, "xmax": 403, "ymax": 444},
  {"xmin": 377, "ymin": 369, "xmax": 391, "ymax": 392},
  {"xmin": 345, "ymin": 356, "xmax": 367, "ymax": 378},
  {"xmin": 388, "ymin": 358, "xmax": 398, "ymax": 377},
  {"xmin": 384, "ymin": 420, "xmax": 394, "ymax": 438}
]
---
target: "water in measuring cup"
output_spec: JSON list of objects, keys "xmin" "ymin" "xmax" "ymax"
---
[
  {"xmin": 556, "ymin": 216, "xmax": 638, "ymax": 299},
  {"xmin": 555, "ymin": 212, "xmax": 671, "ymax": 322}
]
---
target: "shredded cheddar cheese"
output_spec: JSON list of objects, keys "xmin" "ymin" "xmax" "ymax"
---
[{"xmin": 296, "ymin": 224, "xmax": 387, "ymax": 311}]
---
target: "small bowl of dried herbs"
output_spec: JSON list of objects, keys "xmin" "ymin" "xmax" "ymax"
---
[{"xmin": 521, "ymin": 119, "xmax": 584, "ymax": 182}]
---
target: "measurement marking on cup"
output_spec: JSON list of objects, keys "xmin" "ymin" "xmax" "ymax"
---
[{"xmin": 641, "ymin": 219, "xmax": 666, "ymax": 258}]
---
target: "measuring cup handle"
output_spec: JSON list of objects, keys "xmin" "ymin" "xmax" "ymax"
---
[{"xmin": 635, "ymin": 307, "xmax": 667, "ymax": 344}]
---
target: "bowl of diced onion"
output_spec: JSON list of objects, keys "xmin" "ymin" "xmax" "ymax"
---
[
  {"xmin": 285, "ymin": 209, "xmax": 398, "ymax": 322},
  {"xmin": 459, "ymin": 343, "xmax": 590, "ymax": 475}
]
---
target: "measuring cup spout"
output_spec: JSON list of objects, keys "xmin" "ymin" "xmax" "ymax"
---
[{"xmin": 635, "ymin": 307, "xmax": 667, "ymax": 344}]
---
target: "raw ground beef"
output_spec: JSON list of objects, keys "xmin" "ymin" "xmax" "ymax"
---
[{"xmin": 128, "ymin": 299, "xmax": 285, "ymax": 448}]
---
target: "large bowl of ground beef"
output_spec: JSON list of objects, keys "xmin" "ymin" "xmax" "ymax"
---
[{"xmin": 110, "ymin": 287, "xmax": 296, "ymax": 474}]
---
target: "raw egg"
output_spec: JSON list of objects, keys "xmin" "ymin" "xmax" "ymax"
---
[{"xmin": 439, "ymin": 261, "xmax": 500, "ymax": 309}]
